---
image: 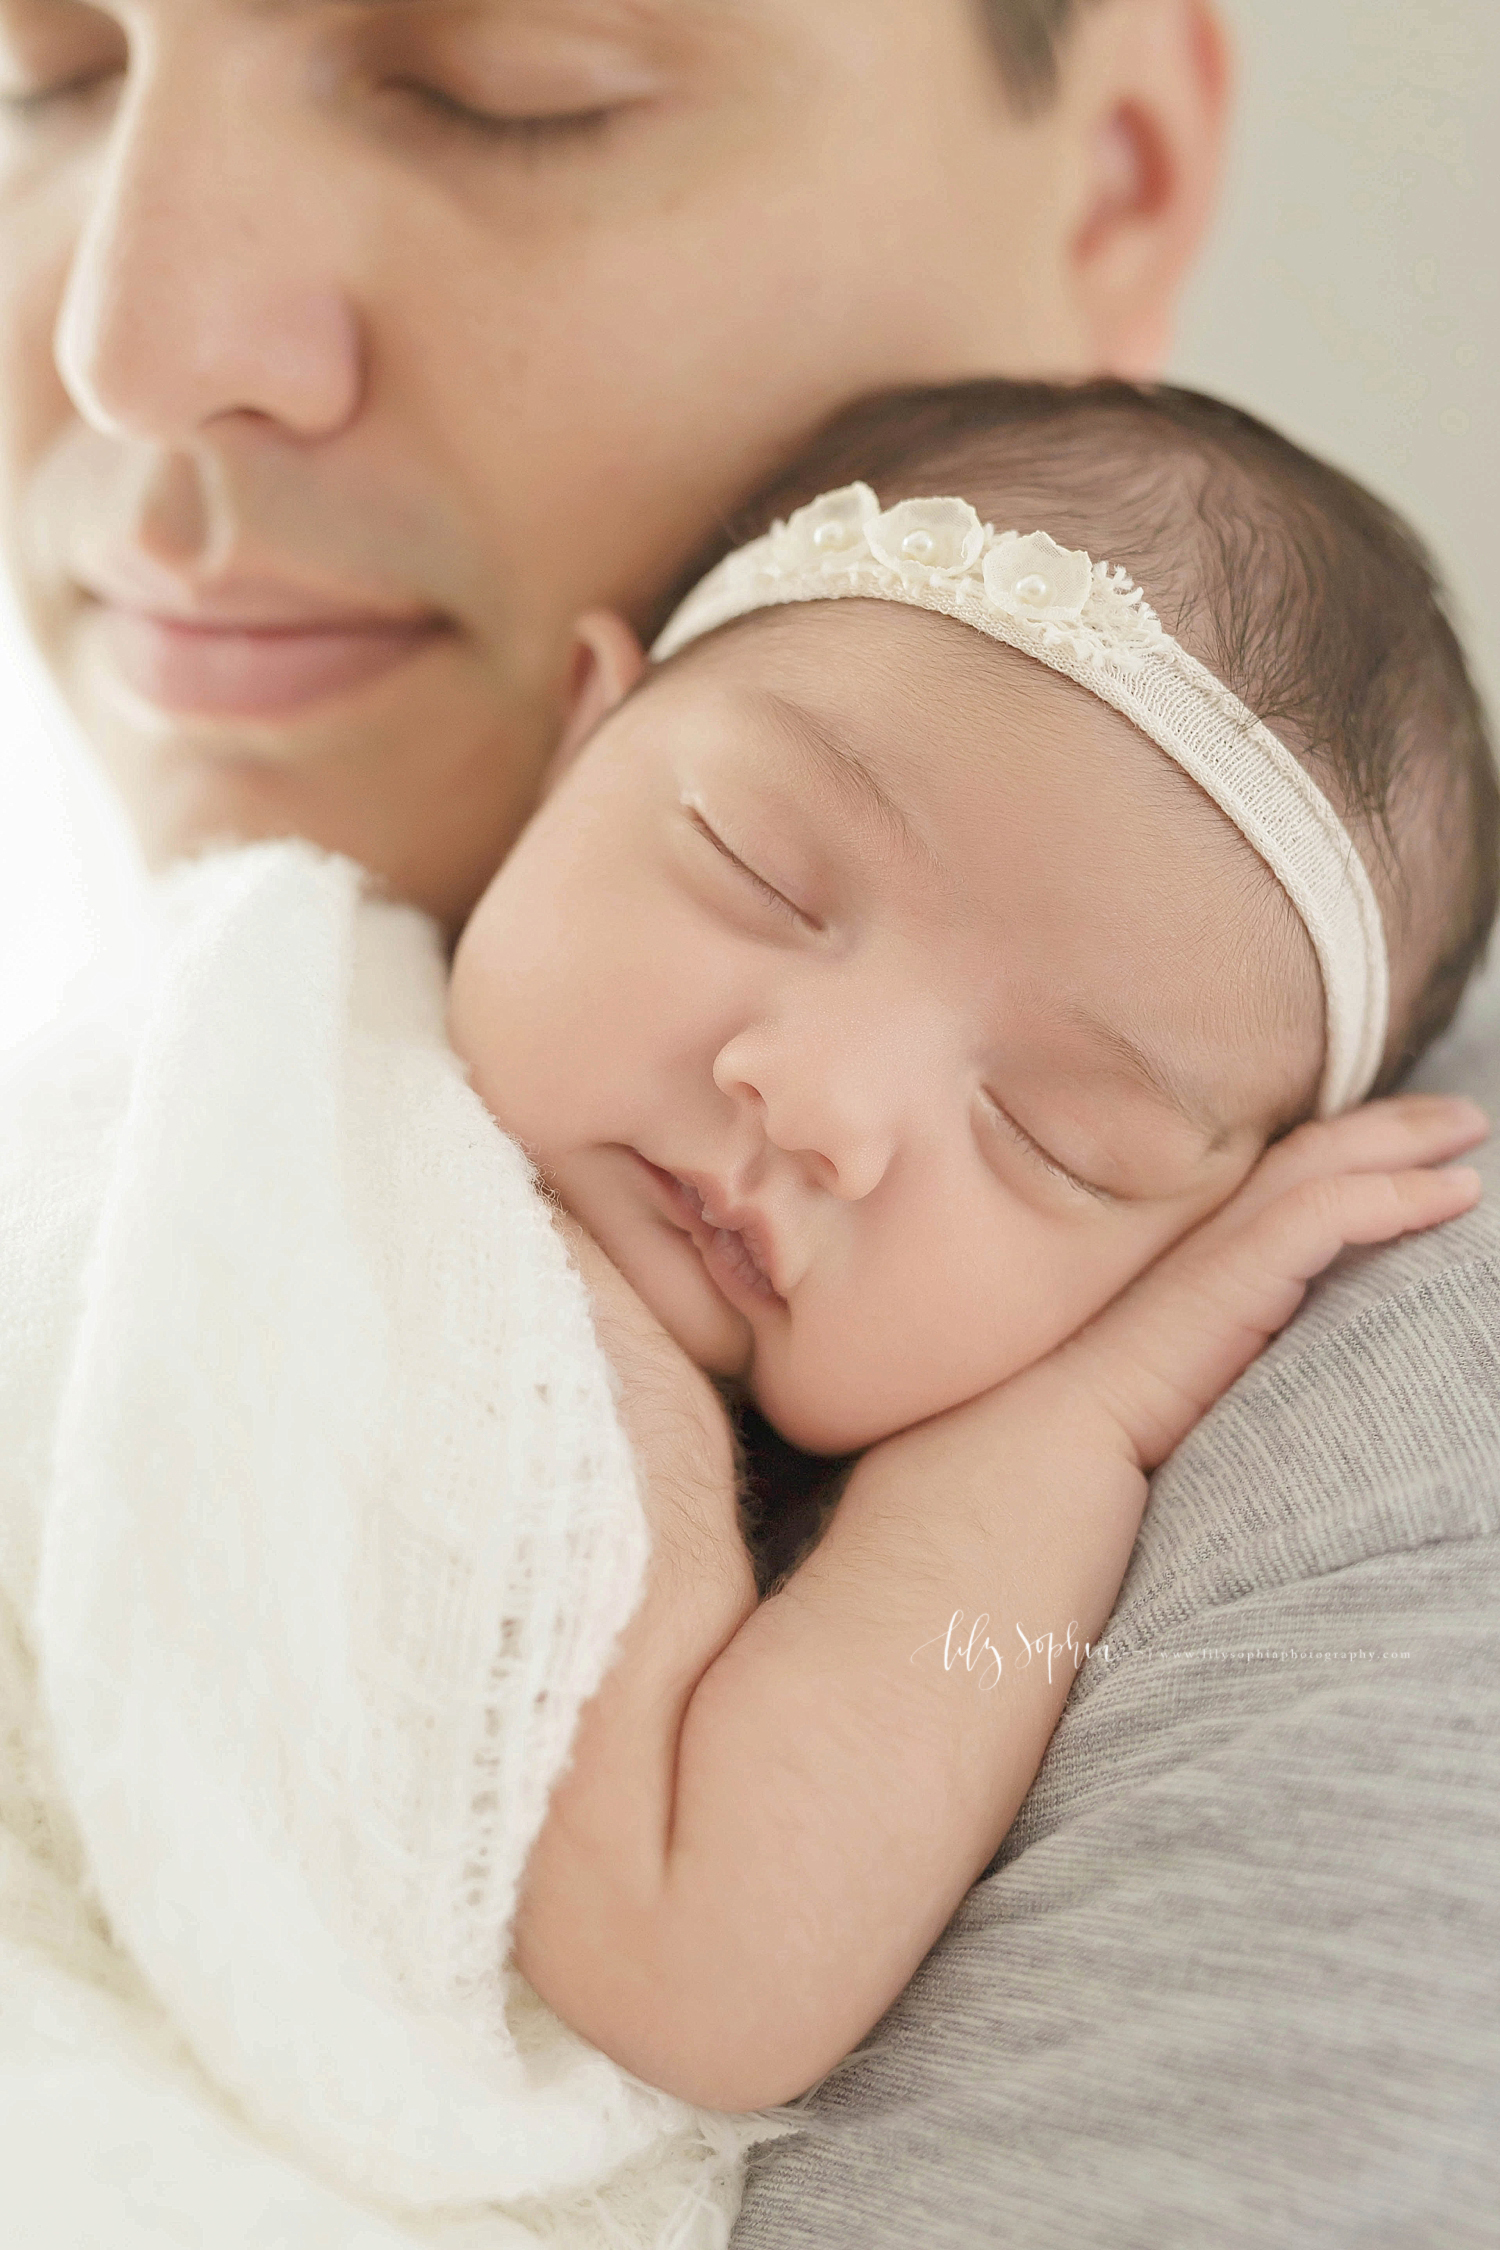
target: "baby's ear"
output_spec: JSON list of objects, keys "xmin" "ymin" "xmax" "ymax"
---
[{"xmin": 540, "ymin": 610, "xmax": 649, "ymax": 797}]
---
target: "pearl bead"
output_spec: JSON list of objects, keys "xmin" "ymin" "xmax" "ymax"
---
[
  {"xmin": 901, "ymin": 531, "xmax": 936, "ymax": 560},
  {"xmin": 813, "ymin": 521, "xmax": 847, "ymax": 549},
  {"xmin": 1015, "ymin": 573, "xmax": 1050, "ymax": 604}
]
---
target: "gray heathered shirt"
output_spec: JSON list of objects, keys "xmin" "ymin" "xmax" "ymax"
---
[{"xmin": 730, "ymin": 958, "xmax": 1500, "ymax": 2249}]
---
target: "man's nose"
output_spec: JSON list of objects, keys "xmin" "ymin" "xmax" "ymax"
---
[
  {"xmin": 53, "ymin": 50, "xmax": 363, "ymax": 445},
  {"xmin": 712, "ymin": 1010, "xmax": 908, "ymax": 1205}
]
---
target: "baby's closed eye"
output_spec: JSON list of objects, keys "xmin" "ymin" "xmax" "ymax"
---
[
  {"xmin": 973, "ymin": 1086, "xmax": 1114, "ymax": 1204},
  {"xmin": 682, "ymin": 802, "xmax": 821, "ymax": 929}
]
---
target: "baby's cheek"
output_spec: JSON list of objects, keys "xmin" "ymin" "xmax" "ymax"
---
[
  {"xmin": 444, "ymin": 951, "xmax": 488, "ymax": 1080},
  {"xmin": 746, "ymin": 1194, "xmax": 1244, "ymax": 1457},
  {"xmin": 448, "ymin": 942, "xmax": 545, "ymax": 1142},
  {"xmin": 1052, "ymin": 1196, "xmax": 1234, "ymax": 1342},
  {"xmin": 746, "ymin": 1247, "xmax": 1102, "ymax": 1455}
]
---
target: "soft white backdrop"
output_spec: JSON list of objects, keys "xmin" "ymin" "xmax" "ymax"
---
[{"xmin": 2, "ymin": 0, "xmax": 1496, "ymax": 1050}]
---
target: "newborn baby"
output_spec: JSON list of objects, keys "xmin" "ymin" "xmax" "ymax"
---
[{"xmin": 446, "ymin": 379, "xmax": 1495, "ymax": 2109}]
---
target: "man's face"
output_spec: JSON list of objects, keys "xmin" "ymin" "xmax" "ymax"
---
[{"xmin": 0, "ymin": 0, "xmax": 1104, "ymax": 927}]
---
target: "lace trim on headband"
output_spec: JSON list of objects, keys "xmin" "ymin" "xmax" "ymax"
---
[{"xmin": 654, "ymin": 482, "xmax": 1172, "ymax": 673}]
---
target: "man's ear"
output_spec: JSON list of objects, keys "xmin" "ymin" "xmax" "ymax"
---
[
  {"xmin": 1062, "ymin": 0, "xmax": 1231, "ymax": 378},
  {"xmin": 538, "ymin": 609, "xmax": 650, "ymax": 799}
]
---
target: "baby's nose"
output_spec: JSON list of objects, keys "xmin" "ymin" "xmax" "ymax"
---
[{"xmin": 711, "ymin": 1021, "xmax": 902, "ymax": 1203}]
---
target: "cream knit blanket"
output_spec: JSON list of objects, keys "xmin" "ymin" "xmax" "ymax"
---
[{"xmin": 0, "ymin": 842, "xmax": 799, "ymax": 2247}]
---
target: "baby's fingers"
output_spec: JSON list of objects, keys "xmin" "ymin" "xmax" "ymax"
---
[
  {"xmin": 1054, "ymin": 1159, "xmax": 1481, "ymax": 1476},
  {"xmin": 1250, "ymin": 1160, "xmax": 1482, "ymax": 1289},
  {"xmin": 1210, "ymin": 1094, "xmax": 1488, "ymax": 1234}
]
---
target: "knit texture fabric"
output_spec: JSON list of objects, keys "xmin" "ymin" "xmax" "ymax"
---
[{"xmin": 0, "ymin": 841, "xmax": 798, "ymax": 2248}]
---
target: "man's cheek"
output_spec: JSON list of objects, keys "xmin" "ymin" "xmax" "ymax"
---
[{"xmin": 0, "ymin": 280, "xmax": 63, "ymax": 532}]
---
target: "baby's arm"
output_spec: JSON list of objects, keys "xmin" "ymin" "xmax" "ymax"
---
[{"xmin": 513, "ymin": 1095, "xmax": 1486, "ymax": 2113}]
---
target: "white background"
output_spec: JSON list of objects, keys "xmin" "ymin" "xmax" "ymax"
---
[{"xmin": 2, "ymin": 0, "xmax": 1496, "ymax": 1050}]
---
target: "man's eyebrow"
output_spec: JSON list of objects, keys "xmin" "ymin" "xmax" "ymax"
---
[{"xmin": 757, "ymin": 691, "xmax": 941, "ymax": 878}]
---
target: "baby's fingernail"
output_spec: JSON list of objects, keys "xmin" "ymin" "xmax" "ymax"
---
[{"xmin": 1447, "ymin": 1166, "xmax": 1483, "ymax": 1194}]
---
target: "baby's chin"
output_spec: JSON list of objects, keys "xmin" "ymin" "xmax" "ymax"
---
[
  {"xmin": 747, "ymin": 1334, "xmax": 1025, "ymax": 1459},
  {"xmin": 637, "ymin": 1261, "xmax": 882, "ymax": 1458},
  {"xmin": 744, "ymin": 1356, "xmax": 897, "ymax": 1461},
  {"xmin": 599, "ymin": 1203, "xmax": 758, "ymax": 1383}
]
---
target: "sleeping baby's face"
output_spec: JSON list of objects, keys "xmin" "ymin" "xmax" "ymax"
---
[{"xmin": 449, "ymin": 600, "xmax": 1323, "ymax": 1455}]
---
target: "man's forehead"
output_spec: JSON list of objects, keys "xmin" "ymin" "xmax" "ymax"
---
[{"xmin": 2, "ymin": 0, "xmax": 725, "ymax": 63}]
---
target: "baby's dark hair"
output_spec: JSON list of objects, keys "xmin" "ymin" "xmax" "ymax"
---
[{"xmin": 659, "ymin": 380, "xmax": 1498, "ymax": 1096}]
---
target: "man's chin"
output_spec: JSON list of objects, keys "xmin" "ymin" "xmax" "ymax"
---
[
  {"xmin": 63, "ymin": 667, "xmax": 542, "ymax": 929},
  {"xmin": 97, "ymin": 741, "xmax": 370, "ymax": 886}
]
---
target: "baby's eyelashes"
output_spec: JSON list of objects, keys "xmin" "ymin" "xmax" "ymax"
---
[
  {"xmin": 683, "ymin": 803, "xmax": 820, "ymax": 930},
  {"xmin": 974, "ymin": 1089, "xmax": 1114, "ymax": 1205}
]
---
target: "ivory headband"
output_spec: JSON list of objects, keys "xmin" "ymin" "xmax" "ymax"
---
[{"xmin": 652, "ymin": 481, "xmax": 1389, "ymax": 1117}]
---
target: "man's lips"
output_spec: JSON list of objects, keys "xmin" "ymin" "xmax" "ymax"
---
[{"xmin": 84, "ymin": 602, "xmax": 453, "ymax": 720}]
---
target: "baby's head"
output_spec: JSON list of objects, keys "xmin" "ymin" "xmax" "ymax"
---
[{"xmin": 449, "ymin": 380, "xmax": 1497, "ymax": 1455}]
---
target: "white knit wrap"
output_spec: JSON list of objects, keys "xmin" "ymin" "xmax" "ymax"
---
[
  {"xmin": 652, "ymin": 482, "xmax": 1390, "ymax": 1117},
  {"xmin": 0, "ymin": 843, "xmax": 798, "ymax": 2248}
]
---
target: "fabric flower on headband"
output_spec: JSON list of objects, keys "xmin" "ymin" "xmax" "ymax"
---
[
  {"xmin": 982, "ymin": 530, "xmax": 1094, "ymax": 625},
  {"xmin": 867, "ymin": 496, "xmax": 987, "ymax": 582},
  {"xmin": 676, "ymin": 481, "xmax": 1173, "ymax": 675},
  {"xmin": 768, "ymin": 483, "xmax": 879, "ymax": 574}
]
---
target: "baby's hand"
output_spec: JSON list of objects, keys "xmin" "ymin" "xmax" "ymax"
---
[{"xmin": 1029, "ymin": 1093, "xmax": 1489, "ymax": 1476}]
